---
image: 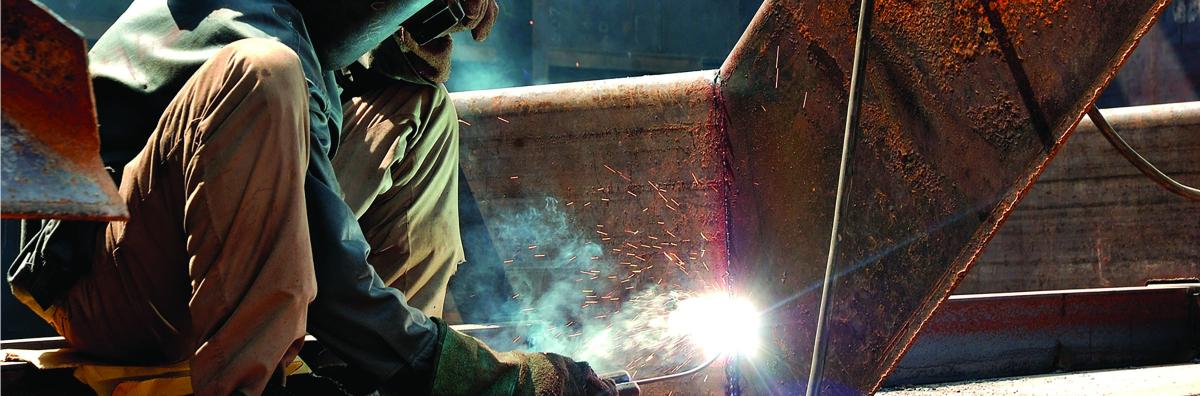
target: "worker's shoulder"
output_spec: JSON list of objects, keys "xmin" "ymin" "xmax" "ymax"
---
[{"xmin": 89, "ymin": 0, "xmax": 318, "ymax": 73}]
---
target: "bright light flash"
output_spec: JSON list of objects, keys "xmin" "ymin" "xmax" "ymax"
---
[{"xmin": 668, "ymin": 293, "xmax": 762, "ymax": 358}]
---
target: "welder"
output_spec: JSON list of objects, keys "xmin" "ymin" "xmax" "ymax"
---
[{"xmin": 7, "ymin": 0, "xmax": 616, "ymax": 395}]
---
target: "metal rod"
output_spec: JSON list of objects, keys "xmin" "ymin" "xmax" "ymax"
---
[
  {"xmin": 805, "ymin": 0, "xmax": 875, "ymax": 395},
  {"xmin": 633, "ymin": 352, "xmax": 723, "ymax": 385},
  {"xmin": 1086, "ymin": 105, "xmax": 1200, "ymax": 201}
]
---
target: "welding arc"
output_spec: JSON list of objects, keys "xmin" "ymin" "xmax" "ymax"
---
[
  {"xmin": 1087, "ymin": 106, "xmax": 1200, "ymax": 201},
  {"xmin": 806, "ymin": 0, "xmax": 875, "ymax": 395},
  {"xmin": 629, "ymin": 353, "xmax": 723, "ymax": 385}
]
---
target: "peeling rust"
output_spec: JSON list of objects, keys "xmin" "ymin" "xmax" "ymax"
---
[
  {"xmin": 0, "ymin": 0, "xmax": 1182, "ymax": 392},
  {"xmin": 720, "ymin": 0, "xmax": 1171, "ymax": 394},
  {"xmin": 445, "ymin": 0, "xmax": 1169, "ymax": 394},
  {"xmin": 889, "ymin": 284, "xmax": 1200, "ymax": 386},
  {"xmin": 1, "ymin": 0, "xmax": 126, "ymax": 220}
]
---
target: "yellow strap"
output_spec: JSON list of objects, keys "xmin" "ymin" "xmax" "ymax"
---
[{"xmin": 113, "ymin": 376, "xmax": 192, "ymax": 396}]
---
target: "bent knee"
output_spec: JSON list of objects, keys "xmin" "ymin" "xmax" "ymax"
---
[
  {"xmin": 202, "ymin": 39, "xmax": 309, "ymax": 150},
  {"xmin": 219, "ymin": 38, "xmax": 306, "ymax": 102}
]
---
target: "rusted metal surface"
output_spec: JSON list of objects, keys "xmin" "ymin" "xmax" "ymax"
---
[
  {"xmin": 1087, "ymin": 106, "xmax": 1200, "ymax": 200},
  {"xmin": 453, "ymin": 70, "xmax": 729, "ymax": 280},
  {"xmin": 452, "ymin": 71, "xmax": 733, "ymax": 386},
  {"xmin": 1, "ymin": 0, "xmax": 126, "ymax": 220},
  {"xmin": 887, "ymin": 284, "xmax": 1200, "ymax": 386},
  {"xmin": 960, "ymin": 102, "xmax": 1200, "ymax": 294},
  {"xmin": 719, "ymin": 0, "xmax": 1170, "ymax": 394},
  {"xmin": 0, "ymin": 0, "xmax": 1181, "ymax": 393},
  {"xmin": 452, "ymin": 1, "xmax": 1170, "ymax": 394},
  {"xmin": 882, "ymin": 363, "xmax": 1200, "ymax": 396}
]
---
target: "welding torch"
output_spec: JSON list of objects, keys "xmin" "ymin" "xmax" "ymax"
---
[
  {"xmin": 599, "ymin": 353, "xmax": 723, "ymax": 396},
  {"xmin": 595, "ymin": 293, "xmax": 757, "ymax": 394}
]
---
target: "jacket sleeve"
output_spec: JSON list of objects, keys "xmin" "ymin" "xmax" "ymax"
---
[{"xmin": 299, "ymin": 66, "xmax": 442, "ymax": 381}]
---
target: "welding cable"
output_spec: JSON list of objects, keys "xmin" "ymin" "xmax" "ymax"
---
[
  {"xmin": 805, "ymin": 0, "xmax": 875, "ymax": 395},
  {"xmin": 630, "ymin": 353, "xmax": 723, "ymax": 385},
  {"xmin": 1087, "ymin": 106, "xmax": 1200, "ymax": 202}
]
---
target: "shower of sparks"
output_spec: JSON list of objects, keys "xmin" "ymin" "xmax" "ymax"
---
[
  {"xmin": 774, "ymin": 45, "xmax": 781, "ymax": 89},
  {"xmin": 490, "ymin": 158, "xmax": 731, "ymax": 378}
]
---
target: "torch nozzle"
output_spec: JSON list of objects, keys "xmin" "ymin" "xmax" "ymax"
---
[{"xmin": 599, "ymin": 370, "xmax": 641, "ymax": 396}]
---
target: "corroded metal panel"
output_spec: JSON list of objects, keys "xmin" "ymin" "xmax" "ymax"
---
[
  {"xmin": 451, "ymin": 0, "xmax": 1170, "ymax": 393},
  {"xmin": 452, "ymin": 71, "xmax": 733, "ymax": 384},
  {"xmin": 960, "ymin": 102, "xmax": 1200, "ymax": 294},
  {"xmin": 1, "ymin": 0, "xmax": 126, "ymax": 220},
  {"xmin": 888, "ymin": 284, "xmax": 1200, "ymax": 386},
  {"xmin": 719, "ymin": 0, "xmax": 1171, "ymax": 394}
]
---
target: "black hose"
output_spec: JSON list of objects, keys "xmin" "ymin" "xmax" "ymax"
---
[
  {"xmin": 632, "ymin": 353, "xmax": 723, "ymax": 385},
  {"xmin": 1087, "ymin": 106, "xmax": 1200, "ymax": 201}
]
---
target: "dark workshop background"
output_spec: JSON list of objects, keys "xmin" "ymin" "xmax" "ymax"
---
[{"xmin": 3, "ymin": 0, "xmax": 1197, "ymax": 338}]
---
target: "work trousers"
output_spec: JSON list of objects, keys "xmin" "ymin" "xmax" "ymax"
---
[{"xmin": 44, "ymin": 38, "xmax": 462, "ymax": 395}]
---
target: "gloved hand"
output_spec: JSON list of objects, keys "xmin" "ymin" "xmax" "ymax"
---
[
  {"xmin": 429, "ymin": 318, "xmax": 616, "ymax": 396},
  {"xmin": 455, "ymin": 0, "xmax": 500, "ymax": 42}
]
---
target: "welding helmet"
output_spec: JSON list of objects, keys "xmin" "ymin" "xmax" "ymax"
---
[{"xmin": 287, "ymin": 0, "xmax": 430, "ymax": 70}]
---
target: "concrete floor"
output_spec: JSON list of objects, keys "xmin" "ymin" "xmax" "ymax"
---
[{"xmin": 879, "ymin": 363, "xmax": 1200, "ymax": 396}]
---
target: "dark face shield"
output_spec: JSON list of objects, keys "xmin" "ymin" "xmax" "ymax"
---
[{"xmin": 289, "ymin": 0, "xmax": 430, "ymax": 70}]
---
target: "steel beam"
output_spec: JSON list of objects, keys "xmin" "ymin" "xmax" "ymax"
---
[
  {"xmin": 1, "ymin": 0, "xmax": 126, "ymax": 220},
  {"xmin": 452, "ymin": 1, "xmax": 1172, "ymax": 394},
  {"xmin": 887, "ymin": 284, "xmax": 1200, "ymax": 386},
  {"xmin": 960, "ymin": 102, "xmax": 1200, "ymax": 294},
  {"xmin": 720, "ymin": 1, "xmax": 1170, "ymax": 393}
]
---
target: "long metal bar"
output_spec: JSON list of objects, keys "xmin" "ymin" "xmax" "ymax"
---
[
  {"xmin": 449, "ymin": 0, "xmax": 1171, "ymax": 392},
  {"xmin": 1086, "ymin": 105, "xmax": 1200, "ymax": 201},
  {"xmin": 886, "ymin": 283, "xmax": 1200, "ymax": 386},
  {"xmin": 719, "ymin": 0, "xmax": 1170, "ymax": 392},
  {"xmin": 805, "ymin": 0, "xmax": 875, "ymax": 394}
]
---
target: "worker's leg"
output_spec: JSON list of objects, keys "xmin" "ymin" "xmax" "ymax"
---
[
  {"xmin": 55, "ymin": 38, "xmax": 315, "ymax": 396},
  {"xmin": 333, "ymin": 82, "xmax": 464, "ymax": 316}
]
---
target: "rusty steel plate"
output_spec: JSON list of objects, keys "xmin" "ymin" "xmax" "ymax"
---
[
  {"xmin": 453, "ymin": 72, "xmax": 735, "ymax": 388},
  {"xmin": 1, "ymin": 0, "xmax": 126, "ymax": 220},
  {"xmin": 888, "ymin": 284, "xmax": 1200, "ymax": 386},
  {"xmin": 720, "ymin": 0, "xmax": 1170, "ymax": 394},
  {"xmin": 451, "ymin": 0, "xmax": 1169, "ymax": 394}
]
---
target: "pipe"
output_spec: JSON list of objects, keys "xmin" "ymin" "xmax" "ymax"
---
[
  {"xmin": 1086, "ymin": 105, "xmax": 1200, "ymax": 201},
  {"xmin": 806, "ymin": 0, "xmax": 876, "ymax": 395}
]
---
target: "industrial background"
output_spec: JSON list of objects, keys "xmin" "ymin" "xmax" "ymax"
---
[{"xmin": 2, "ymin": 0, "xmax": 1198, "ymax": 394}]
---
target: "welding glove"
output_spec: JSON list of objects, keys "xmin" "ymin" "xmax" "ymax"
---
[{"xmin": 430, "ymin": 318, "xmax": 617, "ymax": 395}]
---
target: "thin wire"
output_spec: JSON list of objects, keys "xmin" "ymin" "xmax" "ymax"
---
[
  {"xmin": 1087, "ymin": 106, "xmax": 1200, "ymax": 201},
  {"xmin": 806, "ymin": 0, "xmax": 875, "ymax": 395},
  {"xmin": 633, "ymin": 353, "xmax": 723, "ymax": 385}
]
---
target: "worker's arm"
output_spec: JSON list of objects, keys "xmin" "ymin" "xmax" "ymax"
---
[
  {"xmin": 250, "ymin": 8, "xmax": 451, "ymax": 386},
  {"xmin": 302, "ymin": 125, "xmax": 445, "ymax": 386},
  {"xmin": 322, "ymin": 2, "xmax": 614, "ymax": 393}
]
